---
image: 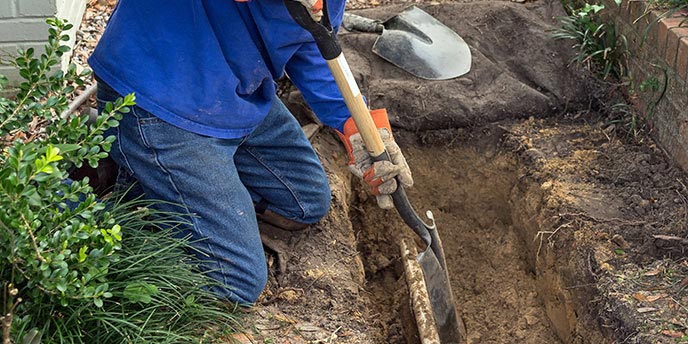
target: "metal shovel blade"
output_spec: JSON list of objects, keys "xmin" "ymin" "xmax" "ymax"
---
[
  {"xmin": 345, "ymin": 6, "xmax": 472, "ymax": 80},
  {"xmin": 390, "ymin": 185, "xmax": 464, "ymax": 344},
  {"xmin": 417, "ymin": 212, "xmax": 464, "ymax": 343}
]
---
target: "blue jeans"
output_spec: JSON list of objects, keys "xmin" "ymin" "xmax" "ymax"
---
[{"xmin": 97, "ymin": 81, "xmax": 331, "ymax": 304}]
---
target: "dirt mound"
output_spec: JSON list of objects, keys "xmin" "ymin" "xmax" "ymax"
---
[{"xmin": 340, "ymin": 1, "xmax": 598, "ymax": 132}]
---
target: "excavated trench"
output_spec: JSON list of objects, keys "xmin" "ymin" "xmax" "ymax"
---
[{"xmin": 350, "ymin": 127, "xmax": 604, "ymax": 344}]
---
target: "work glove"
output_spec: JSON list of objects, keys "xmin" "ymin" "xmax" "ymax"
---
[
  {"xmin": 337, "ymin": 109, "xmax": 413, "ymax": 209},
  {"xmin": 294, "ymin": 0, "xmax": 323, "ymax": 22}
]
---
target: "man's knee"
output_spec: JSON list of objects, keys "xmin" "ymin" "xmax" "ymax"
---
[
  {"xmin": 255, "ymin": 187, "xmax": 331, "ymax": 228},
  {"xmin": 307, "ymin": 187, "xmax": 331, "ymax": 222},
  {"xmin": 238, "ymin": 264, "xmax": 268, "ymax": 304}
]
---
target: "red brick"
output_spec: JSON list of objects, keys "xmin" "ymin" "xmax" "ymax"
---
[
  {"xmin": 641, "ymin": 10, "xmax": 661, "ymax": 50},
  {"xmin": 658, "ymin": 16, "xmax": 687, "ymax": 55},
  {"xmin": 665, "ymin": 26, "xmax": 688, "ymax": 69},
  {"xmin": 678, "ymin": 37, "xmax": 688, "ymax": 82},
  {"xmin": 655, "ymin": 11, "xmax": 686, "ymax": 50},
  {"xmin": 628, "ymin": 0, "xmax": 647, "ymax": 25}
]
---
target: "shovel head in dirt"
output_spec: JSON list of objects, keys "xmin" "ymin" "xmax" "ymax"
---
[
  {"xmin": 283, "ymin": 1, "xmax": 464, "ymax": 342},
  {"xmin": 391, "ymin": 190, "xmax": 464, "ymax": 344},
  {"xmin": 342, "ymin": 7, "xmax": 472, "ymax": 80}
]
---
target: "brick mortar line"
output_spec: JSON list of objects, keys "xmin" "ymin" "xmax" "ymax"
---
[
  {"xmin": 606, "ymin": 0, "xmax": 688, "ymax": 170},
  {"xmin": 612, "ymin": 1, "xmax": 688, "ymax": 84}
]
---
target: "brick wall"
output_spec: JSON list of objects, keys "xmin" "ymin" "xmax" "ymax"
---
[
  {"xmin": 601, "ymin": 0, "xmax": 688, "ymax": 169},
  {"xmin": 0, "ymin": 0, "xmax": 87, "ymax": 86}
]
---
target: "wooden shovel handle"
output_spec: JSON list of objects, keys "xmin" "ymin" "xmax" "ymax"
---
[
  {"xmin": 326, "ymin": 54, "xmax": 386, "ymax": 156},
  {"xmin": 283, "ymin": 0, "xmax": 435, "ymax": 247}
]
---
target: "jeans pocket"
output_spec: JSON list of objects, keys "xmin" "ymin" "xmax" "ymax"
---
[{"xmin": 132, "ymin": 106, "xmax": 165, "ymax": 126}]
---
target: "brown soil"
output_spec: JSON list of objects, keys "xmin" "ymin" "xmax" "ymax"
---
[
  {"xmin": 354, "ymin": 128, "xmax": 566, "ymax": 344},
  {"xmin": 71, "ymin": 1, "xmax": 688, "ymax": 343}
]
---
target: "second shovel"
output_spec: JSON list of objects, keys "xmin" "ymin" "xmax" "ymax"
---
[{"xmin": 342, "ymin": 7, "xmax": 472, "ymax": 80}]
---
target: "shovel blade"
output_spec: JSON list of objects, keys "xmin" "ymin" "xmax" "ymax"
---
[
  {"xmin": 372, "ymin": 6, "xmax": 471, "ymax": 80},
  {"xmin": 418, "ymin": 243, "xmax": 464, "ymax": 344}
]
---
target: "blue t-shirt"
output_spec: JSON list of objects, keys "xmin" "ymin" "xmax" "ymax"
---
[{"xmin": 88, "ymin": 0, "xmax": 350, "ymax": 138}]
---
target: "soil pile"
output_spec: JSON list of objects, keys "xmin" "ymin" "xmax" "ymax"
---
[{"xmin": 340, "ymin": 1, "xmax": 598, "ymax": 132}]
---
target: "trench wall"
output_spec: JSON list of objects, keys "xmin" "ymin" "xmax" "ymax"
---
[{"xmin": 600, "ymin": 0, "xmax": 688, "ymax": 169}]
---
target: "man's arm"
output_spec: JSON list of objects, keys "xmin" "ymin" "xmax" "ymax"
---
[
  {"xmin": 284, "ymin": 40, "xmax": 350, "ymax": 132},
  {"xmin": 285, "ymin": 40, "xmax": 413, "ymax": 209}
]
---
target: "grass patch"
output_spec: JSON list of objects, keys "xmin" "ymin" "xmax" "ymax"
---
[
  {"xmin": 551, "ymin": 3, "xmax": 628, "ymax": 80},
  {"xmin": 11, "ymin": 196, "xmax": 242, "ymax": 343}
]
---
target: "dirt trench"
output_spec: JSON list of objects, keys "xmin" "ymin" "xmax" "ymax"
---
[{"xmin": 350, "ymin": 126, "xmax": 603, "ymax": 344}]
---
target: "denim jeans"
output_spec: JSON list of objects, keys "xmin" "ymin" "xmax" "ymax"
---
[{"xmin": 97, "ymin": 80, "xmax": 331, "ymax": 304}]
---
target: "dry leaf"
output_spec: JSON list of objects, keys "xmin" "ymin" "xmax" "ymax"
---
[
  {"xmin": 296, "ymin": 323, "xmax": 322, "ymax": 332},
  {"xmin": 644, "ymin": 268, "xmax": 662, "ymax": 276},
  {"xmin": 228, "ymin": 332, "xmax": 255, "ymax": 344},
  {"xmin": 680, "ymin": 277, "xmax": 688, "ymax": 289},
  {"xmin": 273, "ymin": 313, "xmax": 297, "ymax": 324},
  {"xmin": 637, "ymin": 307, "xmax": 658, "ymax": 313},
  {"xmin": 661, "ymin": 329, "xmax": 684, "ymax": 338},
  {"xmin": 646, "ymin": 293, "xmax": 668, "ymax": 302},
  {"xmin": 669, "ymin": 318, "xmax": 687, "ymax": 328},
  {"xmin": 633, "ymin": 293, "xmax": 647, "ymax": 301}
]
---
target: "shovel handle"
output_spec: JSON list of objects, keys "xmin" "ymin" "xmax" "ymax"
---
[
  {"xmin": 326, "ymin": 56, "xmax": 385, "ymax": 155},
  {"xmin": 283, "ymin": 0, "xmax": 385, "ymax": 155},
  {"xmin": 342, "ymin": 13, "xmax": 384, "ymax": 33},
  {"xmin": 284, "ymin": 0, "xmax": 433, "ymax": 246}
]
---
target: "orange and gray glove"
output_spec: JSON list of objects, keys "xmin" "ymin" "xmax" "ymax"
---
[
  {"xmin": 337, "ymin": 109, "xmax": 414, "ymax": 209},
  {"xmin": 294, "ymin": 0, "xmax": 323, "ymax": 21}
]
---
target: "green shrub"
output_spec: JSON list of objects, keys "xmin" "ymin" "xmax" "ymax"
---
[{"xmin": 1, "ymin": 18, "xmax": 238, "ymax": 343}]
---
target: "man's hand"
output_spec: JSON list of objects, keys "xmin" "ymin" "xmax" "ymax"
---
[
  {"xmin": 295, "ymin": 0, "xmax": 323, "ymax": 22},
  {"xmin": 338, "ymin": 109, "xmax": 413, "ymax": 209}
]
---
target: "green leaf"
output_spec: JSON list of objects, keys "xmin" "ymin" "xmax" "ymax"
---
[
  {"xmin": 19, "ymin": 328, "xmax": 42, "ymax": 344},
  {"xmin": 56, "ymin": 282, "xmax": 67, "ymax": 292},
  {"xmin": 45, "ymin": 145, "xmax": 63, "ymax": 163},
  {"xmin": 78, "ymin": 246, "xmax": 88, "ymax": 263},
  {"xmin": 53, "ymin": 143, "xmax": 80, "ymax": 154},
  {"xmin": 123, "ymin": 282, "xmax": 159, "ymax": 304}
]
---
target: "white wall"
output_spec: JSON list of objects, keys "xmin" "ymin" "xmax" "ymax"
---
[{"xmin": 0, "ymin": 0, "xmax": 87, "ymax": 86}]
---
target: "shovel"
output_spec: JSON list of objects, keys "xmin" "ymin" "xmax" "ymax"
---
[
  {"xmin": 283, "ymin": 1, "xmax": 463, "ymax": 343},
  {"xmin": 342, "ymin": 7, "xmax": 472, "ymax": 80}
]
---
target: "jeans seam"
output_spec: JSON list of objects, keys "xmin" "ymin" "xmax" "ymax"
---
[
  {"xmin": 146, "ymin": 138, "xmax": 231, "ymax": 285},
  {"xmin": 134, "ymin": 107, "xmax": 152, "ymax": 148},
  {"xmin": 242, "ymin": 145, "xmax": 308, "ymax": 219},
  {"xmin": 116, "ymin": 126, "xmax": 136, "ymax": 176}
]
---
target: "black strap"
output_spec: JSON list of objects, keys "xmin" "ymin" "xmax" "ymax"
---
[{"xmin": 254, "ymin": 198, "xmax": 269, "ymax": 214}]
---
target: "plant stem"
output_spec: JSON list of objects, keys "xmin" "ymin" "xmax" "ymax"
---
[
  {"xmin": 19, "ymin": 212, "xmax": 45, "ymax": 263},
  {"xmin": 0, "ymin": 31, "xmax": 62, "ymax": 132},
  {"xmin": 2, "ymin": 312, "xmax": 11, "ymax": 344}
]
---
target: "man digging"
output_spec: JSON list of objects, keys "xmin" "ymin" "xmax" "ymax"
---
[{"xmin": 89, "ymin": 0, "xmax": 413, "ymax": 304}]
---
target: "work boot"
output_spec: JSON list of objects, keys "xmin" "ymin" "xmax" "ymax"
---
[
  {"xmin": 256, "ymin": 210, "xmax": 309, "ymax": 276},
  {"xmin": 257, "ymin": 209, "xmax": 308, "ymax": 231}
]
